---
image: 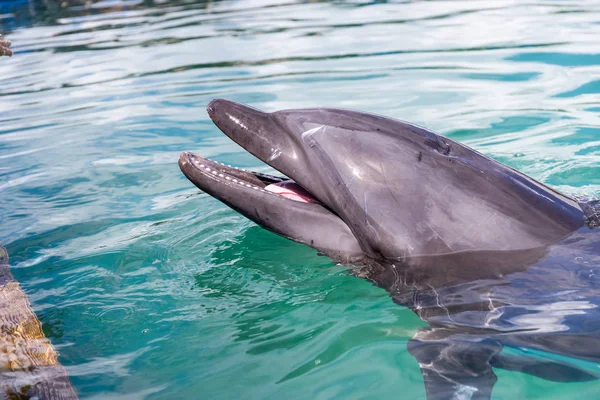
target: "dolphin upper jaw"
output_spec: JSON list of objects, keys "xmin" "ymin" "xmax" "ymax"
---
[{"xmin": 206, "ymin": 99, "xmax": 300, "ymax": 179}]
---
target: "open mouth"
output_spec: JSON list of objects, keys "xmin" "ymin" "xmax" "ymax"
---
[
  {"xmin": 179, "ymin": 149, "xmax": 363, "ymax": 260},
  {"xmin": 179, "ymin": 152, "xmax": 322, "ymax": 205}
]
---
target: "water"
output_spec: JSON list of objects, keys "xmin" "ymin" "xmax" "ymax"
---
[{"xmin": 1, "ymin": 0, "xmax": 600, "ymax": 398}]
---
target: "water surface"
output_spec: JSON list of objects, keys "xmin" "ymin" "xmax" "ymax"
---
[{"xmin": 1, "ymin": 0, "xmax": 600, "ymax": 398}]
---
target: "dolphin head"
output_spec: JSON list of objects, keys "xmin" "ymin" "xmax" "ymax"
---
[{"xmin": 180, "ymin": 99, "xmax": 586, "ymax": 261}]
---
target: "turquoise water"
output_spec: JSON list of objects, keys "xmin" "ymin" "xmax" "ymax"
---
[{"xmin": 1, "ymin": 0, "xmax": 600, "ymax": 398}]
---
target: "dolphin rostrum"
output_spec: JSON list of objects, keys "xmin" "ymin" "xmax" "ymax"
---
[{"xmin": 179, "ymin": 99, "xmax": 600, "ymax": 399}]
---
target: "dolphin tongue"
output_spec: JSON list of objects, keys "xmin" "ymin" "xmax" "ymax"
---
[{"xmin": 265, "ymin": 180, "xmax": 321, "ymax": 204}]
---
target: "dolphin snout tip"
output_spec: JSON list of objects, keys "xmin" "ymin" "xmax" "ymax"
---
[
  {"xmin": 206, "ymin": 100, "xmax": 216, "ymax": 115},
  {"xmin": 178, "ymin": 151, "xmax": 192, "ymax": 166},
  {"xmin": 178, "ymin": 152, "xmax": 198, "ymax": 179},
  {"xmin": 206, "ymin": 98, "xmax": 230, "ymax": 118}
]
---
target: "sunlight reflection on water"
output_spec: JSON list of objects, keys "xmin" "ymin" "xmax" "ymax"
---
[{"xmin": 1, "ymin": 1, "xmax": 600, "ymax": 398}]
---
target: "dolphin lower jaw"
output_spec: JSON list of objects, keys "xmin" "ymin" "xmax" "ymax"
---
[{"xmin": 178, "ymin": 152, "xmax": 364, "ymax": 261}]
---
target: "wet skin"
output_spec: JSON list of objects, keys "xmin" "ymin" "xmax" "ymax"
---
[{"xmin": 179, "ymin": 99, "xmax": 600, "ymax": 399}]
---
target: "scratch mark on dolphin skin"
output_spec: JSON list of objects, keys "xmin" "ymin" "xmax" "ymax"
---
[
  {"xmin": 380, "ymin": 160, "xmax": 404, "ymax": 210},
  {"xmin": 268, "ymin": 148, "xmax": 281, "ymax": 162},
  {"xmin": 438, "ymin": 183, "xmax": 451, "ymax": 196},
  {"xmin": 363, "ymin": 192, "xmax": 383, "ymax": 245},
  {"xmin": 301, "ymin": 126, "xmax": 324, "ymax": 141},
  {"xmin": 424, "ymin": 220, "xmax": 455, "ymax": 252}
]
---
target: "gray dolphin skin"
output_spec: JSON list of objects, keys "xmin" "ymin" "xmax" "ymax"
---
[{"xmin": 179, "ymin": 99, "xmax": 600, "ymax": 399}]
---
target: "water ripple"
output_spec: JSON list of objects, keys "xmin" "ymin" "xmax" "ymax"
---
[{"xmin": 1, "ymin": 0, "xmax": 600, "ymax": 398}]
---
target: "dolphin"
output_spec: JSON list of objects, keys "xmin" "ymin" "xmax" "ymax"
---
[{"xmin": 179, "ymin": 99, "xmax": 600, "ymax": 399}]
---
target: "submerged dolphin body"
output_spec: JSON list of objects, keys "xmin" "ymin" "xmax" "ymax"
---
[{"xmin": 179, "ymin": 99, "xmax": 600, "ymax": 399}]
